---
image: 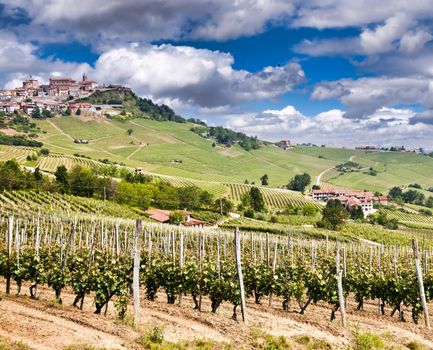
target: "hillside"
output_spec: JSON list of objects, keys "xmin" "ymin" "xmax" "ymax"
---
[{"xmin": 28, "ymin": 114, "xmax": 433, "ymax": 193}]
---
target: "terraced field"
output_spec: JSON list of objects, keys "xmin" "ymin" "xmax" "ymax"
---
[
  {"xmin": 225, "ymin": 183, "xmax": 321, "ymax": 208},
  {"xmin": 36, "ymin": 154, "xmax": 100, "ymax": 171},
  {"xmin": 381, "ymin": 208, "xmax": 433, "ymax": 225},
  {"xmin": 0, "ymin": 145, "xmax": 34, "ymax": 162}
]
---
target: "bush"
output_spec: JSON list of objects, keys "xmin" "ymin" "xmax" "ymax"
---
[
  {"xmin": 244, "ymin": 208, "xmax": 255, "ymax": 218},
  {"xmin": 406, "ymin": 341, "xmax": 426, "ymax": 350},
  {"xmin": 354, "ymin": 332, "xmax": 384, "ymax": 350}
]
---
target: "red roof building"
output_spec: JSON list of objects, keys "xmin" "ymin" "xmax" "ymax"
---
[{"xmin": 145, "ymin": 209, "xmax": 205, "ymax": 227}]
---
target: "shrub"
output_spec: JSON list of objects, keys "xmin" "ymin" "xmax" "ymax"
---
[{"xmin": 354, "ymin": 332, "xmax": 384, "ymax": 350}]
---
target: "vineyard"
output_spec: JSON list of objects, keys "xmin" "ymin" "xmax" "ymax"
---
[
  {"xmin": 380, "ymin": 208, "xmax": 433, "ymax": 226},
  {"xmin": 0, "ymin": 190, "xmax": 140, "ymax": 218},
  {"xmin": 36, "ymin": 154, "xmax": 100, "ymax": 172},
  {"xmin": 225, "ymin": 183, "xmax": 321, "ymax": 209},
  {"xmin": 1, "ymin": 212, "xmax": 433, "ymax": 336}
]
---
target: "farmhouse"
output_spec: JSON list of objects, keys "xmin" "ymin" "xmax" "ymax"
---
[
  {"xmin": 312, "ymin": 189, "xmax": 376, "ymax": 216},
  {"xmin": 276, "ymin": 140, "xmax": 291, "ymax": 150},
  {"xmin": 337, "ymin": 196, "xmax": 375, "ymax": 216},
  {"xmin": 145, "ymin": 209, "xmax": 207, "ymax": 227},
  {"xmin": 312, "ymin": 189, "xmax": 374, "ymax": 201}
]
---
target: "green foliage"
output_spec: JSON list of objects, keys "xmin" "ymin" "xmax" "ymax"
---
[
  {"xmin": 353, "ymin": 332, "xmax": 384, "ymax": 350},
  {"xmin": 169, "ymin": 211, "xmax": 186, "ymax": 225},
  {"xmin": 287, "ymin": 173, "xmax": 311, "ymax": 192},
  {"xmin": 239, "ymin": 187, "xmax": 267, "ymax": 213},
  {"xmin": 406, "ymin": 341, "xmax": 426, "ymax": 350},
  {"xmin": 0, "ymin": 131, "xmax": 42, "ymax": 147},
  {"xmin": 213, "ymin": 198, "xmax": 233, "ymax": 215},
  {"xmin": 350, "ymin": 206, "xmax": 364, "ymax": 220},
  {"xmin": 319, "ymin": 199, "xmax": 349, "ymax": 230},
  {"xmin": 55, "ymin": 165, "xmax": 70, "ymax": 194},
  {"xmin": 260, "ymin": 174, "xmax": 269, "ymax": 186}
]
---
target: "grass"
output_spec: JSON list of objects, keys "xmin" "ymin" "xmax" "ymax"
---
[
  {"xmin": 0, "ymin": 338, "xmax": 31, "ymax": 350},
  {"xmin": 136, "ymin": 324, "xmax": 231, "ymax": 350}
]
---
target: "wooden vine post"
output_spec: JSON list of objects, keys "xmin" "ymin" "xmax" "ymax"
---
[
  {"xmin": 412, "ymin": 239, "xmax": 430, "ymax": 329},
  {"xmin": 6, "ymin": 216, "xmax": 13, "ymax": 294},
  {"xmin": 335, "ymin": 243, "xmax": 347, "ymax": 327},
  {"xmin": 235, "ymin": 227, "xmax": 247, "ymax": 322},
  {"xmin": 133, "ymin": 219, "xmax": 142, "ymax": 323}
]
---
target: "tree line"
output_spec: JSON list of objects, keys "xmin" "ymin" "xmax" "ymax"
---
[{"xmin": 0, "ymin": 160, "xmax": 234, "ymax": 215}]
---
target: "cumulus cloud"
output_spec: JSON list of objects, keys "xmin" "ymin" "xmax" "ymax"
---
[
  {"xmin": 0, "ymin": 30, "xmax": 91, "ymax": 87},
  {"xmin": 360, "ymin": 13, "xmax": 412, "ymax": 54},
  {"xmin": 225, "ymin": 105, "xmax": 432, "ymax": 148},
  {"xmin": 92, "ymin": 43, "xmax": 305, "ymax": 108},
  {"xmin": 312, "ymin": 76, "xmax": 433, "ymax": 118},
  {"xmin": 1, "ymin": 0, "xmax": 295, "ymax": 43},
  {"xmin": 399, "ymin": 29, "xmax": 433, "ymax": 54}
]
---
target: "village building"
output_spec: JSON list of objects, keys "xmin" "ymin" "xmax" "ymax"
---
[
  {"xmin": 0, "ymin": 102, "xmax": 19, "ymax": 113},
  {"xmin": 145, "ymin": 209, "xmax": 207, "ymax": 227},
  {"xmin": 79, "ymin": 74, "xmax": 98, "ymax": 92},
  {"xmin": 276, "ymin": 140, "xmax": 291, "ymax": 150},
  {"xmin": 312, "ymin": 188, "xmax": 377, "ymax": 216},
  {"xmin": 355, "ymin": 145, "xmax": 379, "ymax": 151}
]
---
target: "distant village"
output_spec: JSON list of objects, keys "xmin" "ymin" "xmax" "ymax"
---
[{"xmin": 0, "ymin": 74, "xmax": 130, "ymax": 116}]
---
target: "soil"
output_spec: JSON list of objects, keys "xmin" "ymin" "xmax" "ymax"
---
[{"xmin": 0, "ymin": 280, "xmax": 433, "ymax": 350}]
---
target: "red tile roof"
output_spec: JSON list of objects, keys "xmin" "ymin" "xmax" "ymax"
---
[{"xmin": 182, "ymin": 219, "xmax": 207, "ymax": 227}]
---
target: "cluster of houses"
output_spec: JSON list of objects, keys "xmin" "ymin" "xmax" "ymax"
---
[
  {"xmin": 0, "ymin": 74, "xmax": 128, "ymax": 116},
  {"xmin": 312, "ymin": 189, "xmax": 388, "ymax": 216}
]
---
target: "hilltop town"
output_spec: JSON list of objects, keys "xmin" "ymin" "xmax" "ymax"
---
[{"xmin": 0, "ymin": 74, "xmax": 129, "ymax": 117}]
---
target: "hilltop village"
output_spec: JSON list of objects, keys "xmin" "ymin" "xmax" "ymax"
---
[{"xmin": 0, "ymin": 74, "xmax": 129, "ymax": 116}]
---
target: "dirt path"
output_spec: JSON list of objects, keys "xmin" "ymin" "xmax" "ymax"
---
[{"xmin": 315, "ymin": 155, "xmax": 356, "ymax": 186}]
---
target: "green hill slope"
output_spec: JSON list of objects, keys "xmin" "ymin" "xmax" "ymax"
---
[{"xmin": 31, "ymin": 115, "xmax": 433, "ymax": 194}]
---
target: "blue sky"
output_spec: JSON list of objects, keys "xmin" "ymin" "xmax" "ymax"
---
[{"xmin": 1, "ymin": 0, "xmax": 433, "ymax": 148}]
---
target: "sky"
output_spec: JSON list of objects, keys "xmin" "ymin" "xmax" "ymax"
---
[{"xmin": 1, "ymin": 1, "xmax": 433, "ymax": 149}]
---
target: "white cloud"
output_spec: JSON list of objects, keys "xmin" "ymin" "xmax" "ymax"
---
[
  {"xmin": 360, "ymin": 13, "xmax": 412, "ymax": 54},
  {"xmin": 399, "ymin": 29, "xmax": 433, "ymax": 53},
  {"xmin": 312, "ymin": 76, "xmax": 433, "ymax": 118},
  {"xmin": 92, "ymin": 43, "xmax": 305, "ymax": 108},
  {"xmin": 293, "ymin": 37, "xmax": 363, "ymax": 56},
  {"xmin": 2, "ymin": 0, "xmax": 295, "ymax": 43},
  {"xmin": 0, "ymin": 31, "xmax": 92, "ymax": 88},
  {"xmin": 225, "ymin": 105, "xmax": 432, "ymax": 148}
]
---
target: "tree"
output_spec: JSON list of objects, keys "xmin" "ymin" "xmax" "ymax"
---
[
  {"xmin": 39, "ymin": 148, "xmax": 50, "ymax": 156},
  {"xmin": 42, "ymin": 109, "xmax": 53, "ymax": 118},
  {"xmin": 127, "ymin": 128, "xmax": 133, "ymax": 136},
  {"xmin": 350, "ymin": 206, "xmax": 364, "ymax": 220},
  {"xmin": 54, "ymin": 165, "xmax": 70, "ymax": 194},
  {"xmin": 249, "ymin": 187, "xmax": 265, "ymax": 212},
  {"xmin": 169, "ymin": 211, "xmax": 186, "ymax": 225},
  {"xmin": 31, "ymin": 107, "xmax": 41, "ymax": 119},
  {"xmin": 388, "ymin": 187, "xmax": 403, "ymax": 201},
  {"xmin": 177, "ymin": 186, "xmax": 201, "ymax": 209},
  {"xmin": 260, "ymin": 174, "xmax": 269, "ymax": 186},
  {"xmin": 319, "ymin": 199, "xmax": 349, "ymax": 230},
  {"xmin": 214, "ymin": 197, "xmax": 233, "ymax": 215},
  {"xmin": 312, "ymin": 185, "xmax": 321, "ymax": 190},
  {"xmin": 69, "ymin": 166, "xmax": 98, "ymax": 197},
  {"xmin": 33, "ymin": 167, "xmax": 43, "ymax": 181},
  {"xmin": 199, "ymin": 190, "xmax": 214, "ymax": 208},
  {"xmin": 287, "ymin": 173, "xmax": 311, "ymax": 192},
  {"xmin": 75, "ymin": 108, "xmax": 81, "ymax": 116}
]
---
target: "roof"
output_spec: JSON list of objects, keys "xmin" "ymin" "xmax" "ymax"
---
[
  {"xmin": 145, "ymin": 209, "xmax": 193, "ymax": 223},
  {"xmin": 182, "ymin": 219, "xmax": 207, "ymax": 227}
]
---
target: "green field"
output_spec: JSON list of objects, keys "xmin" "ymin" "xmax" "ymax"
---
[{"xmin": 0, "ymin": 114, "xmax": 430, "ymax": 203}]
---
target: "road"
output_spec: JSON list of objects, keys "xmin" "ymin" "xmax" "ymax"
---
[{"xmin": 315, "ymin": 155, "xmax": 356, "ymax": 186}]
